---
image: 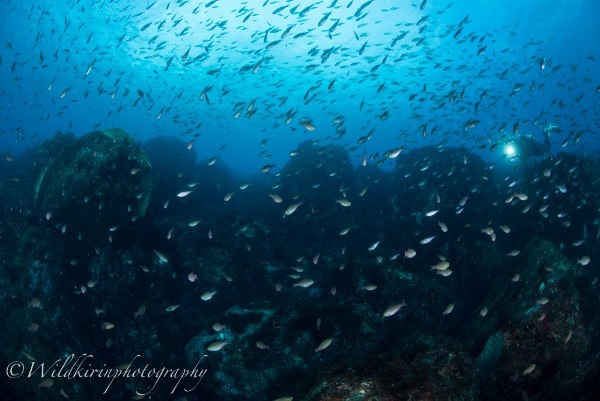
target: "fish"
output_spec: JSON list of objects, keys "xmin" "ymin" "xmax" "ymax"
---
[
  {"xmin": 565, "ymin": 330, "xmax": 572, "ymax": 344},
  {"xmin": 284, "ymin": 202, "xmax": 303, "ymax": 216},
  {"xmin": 361, "ymin": 284, "xmax": 377, "ymax": 291},
  {"xmin": 273, "ymin": 5, "xmax": 288, "ymax": 14},
  {"xmin": 293, "ymin": 279, "xmax": 314, "ymax": 288},
  {"xmin": 463, "ymin": 119, "xmax": 480, "ymax": 130},
  {"xmin": 431, "ymin": 261, "xmax": 450, "ymax": 271},
  {"xmin": 420, "ymin": 236, "xmax": 435, "ymax": 244},
  {"xmin": 481, "ymin": 227, "xmax": 494, "ymax": 236},
  {"xmin": 165, "ymin": 305, "xmax": 180, "ymax": 312},
  {"xmin": 318, "ymin": 12, "xmax": 331, "ymax": 26},
  {"xmin": 577, "ymin": 256, "xmax": 590, "ymax": 266},
  {"xmin": 212, "ymin": 323, "xmax": 226, "ymax": 332},
  {"xmin": 358, "ymin": 41, "xmax": 368, "ymax": 55},
  {"xmin": 269, "ymin": 193, "xmax": 283, "ymax": 203},
  {"xmin": 59, "ymin": 87, "xmax": 71, "ymax": 99},
  {"xmin": 256, "ymin": 341, "xmax": 270, "ymax": 350},
  {"xmin": 383, "ymin": 303, "xmax": 406, "ymax": 317},
  {"xmin": 102, "ymin": 322, "xmax": 115, "ymax": 330},
  {"xmin": 181, "ymin": 46, "xmax": 191, "ymax": 61},
  {"xmin": 281, "ymin": 25, "xmax": 294, "ymax": 39},
  {"xmin": 438, "ymin": 221, "xmax": 448, "ymax": 232},
  {"xmin": 404, "ymin": 249, "xmax": 417, "ymax": 258},
  {"xmin": 153, "ymin": 250, "xmax": 169, "ymax": 264},
  {"xmin": 315, "ymin": 338, "xmax": 333, "ymax": 353},
  {"xmin": 207, "ymin": 341, "xmax": 228, "ymax": 351},
  {"xmin": 29, "ymin": 298, "xmax": 41, "ymax": 308},
  {"xmin": 224, "ymin": 192, "xmax": 235, "ymax": 202},
  {"xmin": 336, "ymin": 199, "xmax": 352, "ymax": 207},
  {"xmin": 499, "ymin": 225, "xmax": 511, "ymax": 234},
  {"xmin": 201, "ymin": 291, "xmax": 217, "ymax": 301},
  {"xmin": 442, "ymin": 304, "xmax": 454, "ymax": 315},
  {"xmin": 368, "ymin": 241, "xmax": 380, "ymax": 251},
  {"xmin": 164, "ymin": 55, "xmax": 175, "ymax": 71},
  {"xmin": 134, "ymin": 305, "xmax": 146, "ymax": 319},
  {"xmin": 38, "ymin": 379, "xmax": 54, "ymax": 388},
  {"xmin": 328, "ymin": 79, "xmax": 336, "ymax": 91},
  {"xmin": 387, "ymin": 147, "xmax": 404, "ymax": 158},
  {"xmin": 523, "ymin": 364, "xmax": 536, "ymax": 375},
  {"xmin": 537, "ymin": 297, "xmax": 549, "ymax": 305},
  {"xmin": 300, "ymin": 120, "xmax": 316, "ymax": 131}
]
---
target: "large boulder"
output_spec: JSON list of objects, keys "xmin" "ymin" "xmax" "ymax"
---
[
  {"xmin": 275, "ymin": 141, "xmax": 358, "ymax": 249},
  {"xmin": 34, "ymin": 128, "xmax": 152, "ymax": 251}
]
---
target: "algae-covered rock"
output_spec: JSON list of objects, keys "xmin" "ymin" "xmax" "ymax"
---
[
  {"xmin": 302, "ymin": 338, "xmax": 479, "ymax": 401},
  {"xmin": 34, "ymin": 128, "xmax": 151, "ymax": 240},
  {"xmin": 523, "ymin": 237, "xmax": 583, "ymax": 280}
]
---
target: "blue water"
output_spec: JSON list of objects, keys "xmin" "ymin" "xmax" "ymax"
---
[{"xmin": 1, "ymin": 0, "xmax": 598, "ymax": 174}]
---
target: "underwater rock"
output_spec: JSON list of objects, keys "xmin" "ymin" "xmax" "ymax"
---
[
  {"xmin": 34, "ymin": 128, "xmax": 151, "ymax": 249},
  {"xmin": 523, "ymin": 152, "xmax": 600, "ymax": 248},
  {"xmin": 179, "ymin": 248, "xmax": 462, "ymax": 400},
  {"xmin": 275, "ymin": 141, "xmax": 358, "ymax": 247},
  {"xmin": 390, "ymin": 146, "xmax": 491, "ymax": 221},
  {"xmin": 474, "ymin": 239, "xmax": 597, "ymax": 400},
  {"xmin": 302, "ymin": 338, "xmax": 479, "ymax": 401},
  {"xmin": 279, "ymin": 141, "xmax": 356, "ymax": 210},
  {"xmin": 142, "ymin": 136, "xmax": 197, "ymax": 218},
  {"xmin": 185, "ymin": 304, "xmax": 310, "ymax": 401},
  {"xmin": 148, "ymin": 154, "xmax": 239, "ymax": 224},
  {"xmin": 143, "ymin": 136, "xmax": 196, "ymax": 179},
  {"xmin": 177, "ymin": 245, "xmax": 237, "ymax": 304},
  {"xmin": 476, "ymin": 332, "xmax": 504, "ymax": 379}
]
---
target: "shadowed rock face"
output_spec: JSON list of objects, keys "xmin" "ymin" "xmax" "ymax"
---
[
  {"xmin": 142, "ymin": 135, "xmax": 197, "ymax": 218},
  {"xmin": 279, "ymin": 141, "xmax": 356, "ymax": 209},
  {"xmin": 471, "ymin": 239, "xmax": 596, "ymax": 401},
  {"xmin": 34, "ymin": 128, "xmax": 152, "ymax": 247},
  {"xmin": 389, "ymin": 146, "xmax": 491, "ymax": 220}
]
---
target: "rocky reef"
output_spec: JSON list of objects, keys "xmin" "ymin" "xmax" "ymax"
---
[{"xmin": 0, "ymin": 130, "xmax": 598, "ymax": 401}]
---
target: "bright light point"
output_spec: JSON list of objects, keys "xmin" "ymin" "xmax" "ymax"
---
[{"xmin": 504, "ymin": 144, "xmax": 516, "ymax": 157}]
